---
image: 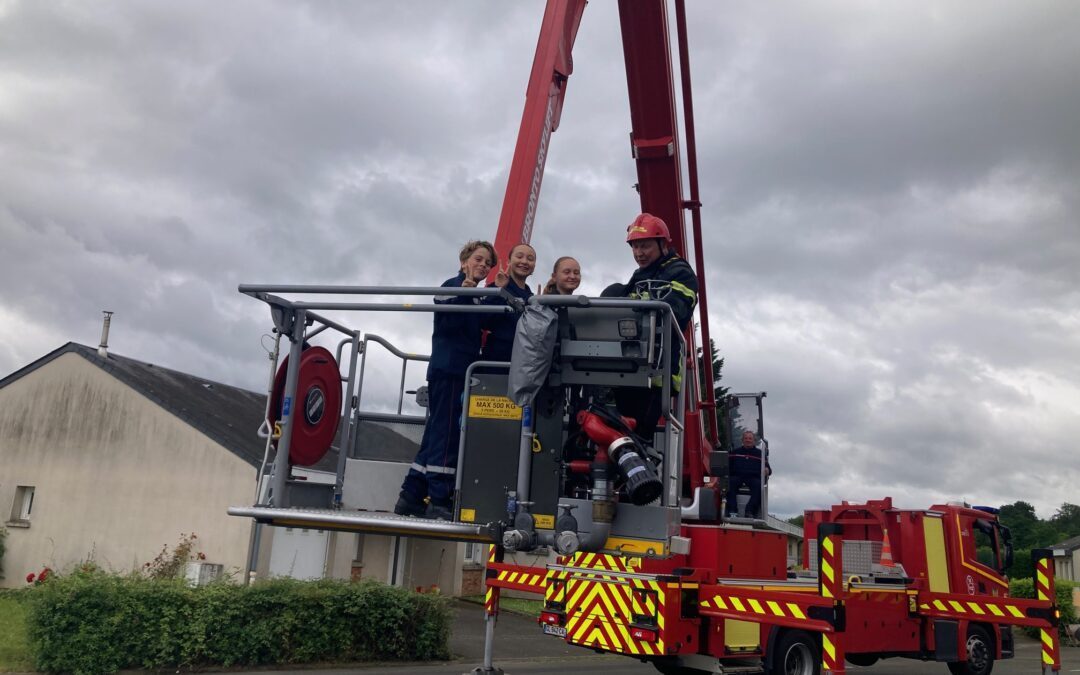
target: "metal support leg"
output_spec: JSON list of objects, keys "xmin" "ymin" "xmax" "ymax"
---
[
  {"xmin": 471, "ymin": 545, "xmax": 505, "ymax": 675},
  {"xmin": 271, "ymin": 309, "xmax": 306, "ymax": 507},
  {"xmin": 1034, "ymin": 549, "xmax": 1062, "ymax": 673},
  {"xmin": 819, "ymin": 524, "xmax": 846, "ymax": 674},
  {"xmin": 334, "ymin": 332, "xmax": 361, "ymax": 507},
  {"xmin": 515, "ymin": 405, "xmax": 534, "ymax": 502}
]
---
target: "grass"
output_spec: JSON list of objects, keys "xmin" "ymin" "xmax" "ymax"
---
[
  {"xmin": 0, "ymin": 593, "xmax": 32, "ymax": 672},
  {"xmin": 462, "ymin": 594, "xmax": 543, "ymax": 617}
]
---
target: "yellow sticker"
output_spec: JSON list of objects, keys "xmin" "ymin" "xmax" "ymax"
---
[
  {"xmin": 459, "ymin": 508, "xmax": 476, "ymax": 522},
  {"xmin": 534, "ymin": 514, "xmax": 554, "ymax": 529},
  {"xmin": 468, "ymin": 395, "xmax": 523, "ymax": 420}
]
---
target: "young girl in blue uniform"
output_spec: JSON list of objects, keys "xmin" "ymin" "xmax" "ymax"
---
[
  {"xmin": 395, "ymin": 240, "xmax": 497, "ymax": 519},
  {"xmin": 481, "ymin": 242, "xmax": 536, "ymax": 362}
]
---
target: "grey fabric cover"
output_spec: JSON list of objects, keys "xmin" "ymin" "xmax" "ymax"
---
[{"xmin": 507, "ymin": 299, "xmax": 558, "ymax": 406}]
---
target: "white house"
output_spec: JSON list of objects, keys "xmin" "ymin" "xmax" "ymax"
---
[{"xmin": 0, "ymin": 342, "xmax": 475, "ymax": 593}]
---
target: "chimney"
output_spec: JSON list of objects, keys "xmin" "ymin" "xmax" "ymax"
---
[{"xmin": 98, "ymin": 311, "xmax": 114, "ymax": 358}]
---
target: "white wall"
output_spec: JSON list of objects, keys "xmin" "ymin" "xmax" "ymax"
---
[{"xmin": 0, "ymin": 353, "xmax": 256, "ymax": 586}]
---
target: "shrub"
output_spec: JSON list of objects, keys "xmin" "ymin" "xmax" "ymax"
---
[
  {"xmin": 25, "ymin": 569, "xmax": 451, "ymax": 674},
  {"xmin": 143, "ymin": 532, "xmax": 205, "ymax": 579},
  {"xmin": 1010, "ymin": 577, "xmax": 1077, "ymax": 639},
  {"xmin": 0, "ymin": 526, "xmax": 6, "ymax": 580}
]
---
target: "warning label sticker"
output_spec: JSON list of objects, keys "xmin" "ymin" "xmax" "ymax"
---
[{"xmin": 468, "ymin": 395, "xmax": 523, "ymax": 420}]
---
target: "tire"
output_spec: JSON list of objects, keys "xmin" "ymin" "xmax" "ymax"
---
[
  {"xmin": 946, "ymin": 624, "xmax": 994, "ymax": 675},
  {"xmin": 770, "ymin": 630, "xmax": 821, "ymax": 675},
  {"xmin": 846, "ymin": 653, "xmax": 879, "ymax": 667}
]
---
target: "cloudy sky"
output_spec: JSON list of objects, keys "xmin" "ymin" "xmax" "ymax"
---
[{"xmin": 2, "ymin": 1, "xmax": 1078, "ymax": 518}]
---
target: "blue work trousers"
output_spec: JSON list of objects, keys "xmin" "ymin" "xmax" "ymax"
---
[
  {"xmin": 725, "ymin": 472, "xmax": 762, "ymax": 518},
  {"xmin": 400, "ymin": 375, "xmax": 465, "ymax": 505}
]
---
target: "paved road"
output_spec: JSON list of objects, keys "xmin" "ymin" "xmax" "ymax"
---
[{"xmin": 256, "ymin": 600, "xmax": 1077, "ymax": 674}]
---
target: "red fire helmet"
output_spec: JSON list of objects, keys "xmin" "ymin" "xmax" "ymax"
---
[{"xmin": 625, "ymin": 213, "xmax": 671, "ymax": 243}]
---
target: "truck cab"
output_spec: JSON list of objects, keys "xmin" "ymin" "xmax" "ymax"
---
[{"xmin": 803, "ymin": 499, "xmax": 1019, "ymax": 672}]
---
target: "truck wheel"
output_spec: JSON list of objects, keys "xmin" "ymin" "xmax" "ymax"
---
[
  {"xmin": 770, "ymin": 630, "xmax": 820, "ymax": 675},
  {"xmin": 947, "ymin": 624, "xmax": 994, "ymax": 675}
]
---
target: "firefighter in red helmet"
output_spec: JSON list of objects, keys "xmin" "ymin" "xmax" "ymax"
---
[{"xmin": 616, "ymin": 213, "xmax": 698, "ymax": 437}]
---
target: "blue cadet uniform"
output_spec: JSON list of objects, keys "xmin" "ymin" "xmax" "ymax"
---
[
  {"xmin": 480, "ymin": 280, "xmax": 533, "ymax": 363},
  {"xmin": 397, "ymin": 272, "xmax": 483, "ymax": 515},
  {"xmin": 615, "ymin": 250, "xmax": 698, "ymax": 437},
  {"xmin": 725, "ymin": 443, "xmax": 770, "ymax": 518}
]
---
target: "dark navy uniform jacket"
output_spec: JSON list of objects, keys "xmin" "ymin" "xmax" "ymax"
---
[
  {"xmin": 427, "ymin": 272, "xmax": 483, "ymax": 380},
  {"xmin": 481, "ymin": 280, "xmax": 533, "ymax": 363},
  {"xmin": 623, "ymin": 250, "xmax": 699, "ymax": 391},
  {"xmin": 730, "ymin": 444, "xmax": 770, "ymax": 476},
  {"xmin": 624, "ymin": 250, "xmax": 698, "ymax": 331}
]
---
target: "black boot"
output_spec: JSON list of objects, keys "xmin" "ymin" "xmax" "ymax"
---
[
  {"xmin": 425, "ymin": 501, "xmax": 453, "ymax": 521},
  {"xmin": 394, "ymin": 493, "xmax": 426, "ymax": 517}
]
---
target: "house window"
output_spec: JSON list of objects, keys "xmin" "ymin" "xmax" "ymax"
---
[
  {"xmin": 464, "ymin": 542, "xmax": 485, "ymax": 565},
  {"xmin": 9, "ymin": 485, "xmax": 35, "ymax": 523}
]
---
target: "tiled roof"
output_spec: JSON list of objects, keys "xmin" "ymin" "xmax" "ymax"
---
[{"xmin": 0, "ymin": 342, "xmax": 340, "ymax": 471}]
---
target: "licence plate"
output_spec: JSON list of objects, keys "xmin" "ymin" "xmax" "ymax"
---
[{"xmin": 543, "ymin": 624, "xmax": 567, "ymax": 637}]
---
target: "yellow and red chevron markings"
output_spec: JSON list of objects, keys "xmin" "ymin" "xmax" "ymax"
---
[
  {"xmin": 486, "ymin": 543, "xmax": 549, "ymax": 596},
  {"xmin": 914, "ymin": 591, "xmax": 1057, "ymax": 629},
  {"xmin": 697, "ymin": 586, "xmax": 834, "ymax": 633},
  {"xmin": 819, "ymin": 534, "xmax": 842, "ymax": 600},
  {"xmin": 484, "ymin": 545, "xmax": 502, "ymax": 616},
  {"xmin": 546, "ymin": 566, "xmax": 569, "ymax": 605},
  {"xmin": 487, "ymin": 562, "xmax": 548, "ymax": 595},
  {"xmin": 560, "ymin": 552, "xmax": 668, "ymax": 656},
  {"xmin": 1034, "ymin": 556, "xmax": 1061, "ymax": 671},
  {"xmin": 818, "ymin": 532, "xmax": 846, "ymax": 675}
]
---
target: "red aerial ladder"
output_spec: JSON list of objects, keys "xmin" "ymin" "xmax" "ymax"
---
[
  {"xmin": 232, "ymin": 2, "xmax": 1063, "ymax": 674},
  {"xmin": 494, "ymin": 0, "xmax": 719, "ymax": 479},
  {"xmin": 478, "ymin": 2, "xmax": 1064, "ymax": 674}
]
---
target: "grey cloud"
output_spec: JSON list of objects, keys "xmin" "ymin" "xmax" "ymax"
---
[{"xmin": 2, "ymin": 0, "xmax": 1077, "ymax": 518}]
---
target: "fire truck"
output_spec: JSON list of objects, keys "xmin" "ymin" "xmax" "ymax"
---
[{"xmin": 229, "ymin": 1, "xmax": 1062, "ymax": 674}]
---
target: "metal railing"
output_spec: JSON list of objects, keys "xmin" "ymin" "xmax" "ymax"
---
[
  {"xmin": 238, "ymin": 283, "xmax": 688, "ymax": 516},
  {"xmin": 239, "ymin": 283, "xmax": 517, "ymax": 509}
]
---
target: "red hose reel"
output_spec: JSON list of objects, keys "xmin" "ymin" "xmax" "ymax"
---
[{"xmin": 268, "ymin": 346, "xmax": 342, "ymax": 466}]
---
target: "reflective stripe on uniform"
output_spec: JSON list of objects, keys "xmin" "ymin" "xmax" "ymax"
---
[
  {"xmin": 668, "ymin": 280, "xmax": 696, "ymax": 303},
  {"xmin": 410, "ymin": 462, "xmax": 426, "ymax": 473},
  {"xmin": 425, "ymin": 465, "xmax": 457, "ymax": 475},
  {"xmin": 649, "ymin": 363, "xmax": 684, "ymax": 393}
]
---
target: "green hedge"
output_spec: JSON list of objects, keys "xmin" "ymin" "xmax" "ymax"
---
[
  {"xmin": 1010, "ymin": 577, "xmax": 1077, "ymax": 639},
  {"xmin": 26, "ymin": 571, "xmax": 451, "ymax": 674}
]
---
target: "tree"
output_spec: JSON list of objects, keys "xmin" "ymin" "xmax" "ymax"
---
[
  {"xmin": 696, "ymin": 337, "xmax": 727, "ymax": 397},
  {"xmin": 787, "ymin": 515, "xmax": 804, "ymax": 528},
  {"xmin": 1050, "ymin": 503, "xmax": 1080, "ymax": 539},
  {"xmin": 996, "ymin": 500, "xmax": 1076, "ymax": 578},
  {"xmin": 998, "ymin": 501, "xmax": 1043, "ymax": 550}
]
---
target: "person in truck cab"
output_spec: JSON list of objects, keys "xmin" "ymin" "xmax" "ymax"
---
[
  {"xmin": 725, "ymin": 429, "xmax": 771, "ymax": 519},
  {"xmin": 614, "ymin": 213, "xmax": 698, "ymax": 437},
  {"xmin": 395, "ymin": 240, "xmax": 496, "ymax": 520}
]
